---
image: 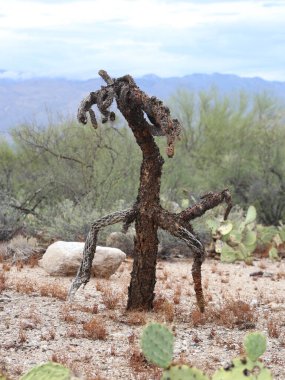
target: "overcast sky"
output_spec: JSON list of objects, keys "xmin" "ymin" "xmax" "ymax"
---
[{"xmin": 0, "ymin": 0, "xmax": 284, "ymax": 80}]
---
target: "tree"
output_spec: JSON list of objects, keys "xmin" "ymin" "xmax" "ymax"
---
[{"xmin": 66, "ymin": 70, "xmax": 232, "ymax": 311}]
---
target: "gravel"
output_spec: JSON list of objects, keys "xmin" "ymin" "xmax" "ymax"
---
[{"xmin": 0, "ymin": 257, "xmax": 284, "ymax": 379}]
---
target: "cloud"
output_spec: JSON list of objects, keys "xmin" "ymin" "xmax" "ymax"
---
[{"xmin": 0, "ymin": 0, "xmax": 284, "ymax": 80}]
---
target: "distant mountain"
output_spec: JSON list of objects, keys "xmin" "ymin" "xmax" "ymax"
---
[{"xmin": 1, "ymin": 71, "xmax": 285, "ymax": 134}]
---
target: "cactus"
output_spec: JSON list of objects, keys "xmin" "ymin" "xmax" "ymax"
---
[
  {"xmin": 141, "ymin": 323, "xmax": 273, "ymax": 380},
  {"xmin": 212, "ymin": 357, "xmax": 272, "ymax": 379},
  {"xmin": 277, "ymin": 222, "xmax": 285, "ymax": 241},
  {"xmin": 245, "ymin": 205, "xmax": 257, "ymax": 225},
  {"xmin": 268, "ymin": 246, "xmax": 279, "ymax": 261},
  {"xmin": 20, "ymin": 362, "xmax": 76, "ymax": 380},
  {"xmin": 256, "ymin": 225, "xmax": 278, "ymax": 246},
  {"xmin": 211, "ymin": 332, "xmax": 271, "ymax": 380},
  {"xmin": 162, "ymin": 365, "xmax": 209, "ymax": 380},
  {"xmin": 140, "ymin": 323, "xmax": 174, "ymax": 368},
  {"xmin": 207, "ymin": 206, "xmax": 258, "ymax": 263},
  {"xmin": 244, "ymin": 332, "xmax": 267, "ymax": 361}
]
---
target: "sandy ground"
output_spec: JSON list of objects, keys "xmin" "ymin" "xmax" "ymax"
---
[{"xmin": 0, "ymin": 257, "xmax": 285, "ymax": 379}]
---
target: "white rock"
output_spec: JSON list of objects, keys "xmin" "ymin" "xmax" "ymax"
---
[{"xmin": 39, "ymin": 241, "xmax": 126, "ymax": 278}]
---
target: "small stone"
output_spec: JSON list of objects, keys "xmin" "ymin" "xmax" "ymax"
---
[{"xmin": 250, "ymin": 299, "xmax": 259, "ymax": 307}]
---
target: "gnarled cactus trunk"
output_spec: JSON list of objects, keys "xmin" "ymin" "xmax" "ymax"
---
[{"xmin": 68, "ymin": 70, "xmax": 232, "ymax": 312}]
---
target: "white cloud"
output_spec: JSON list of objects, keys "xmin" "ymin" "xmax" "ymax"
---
[{"xmin": 0, "ymin": 0, "xmax": 284, "ymax": 80}]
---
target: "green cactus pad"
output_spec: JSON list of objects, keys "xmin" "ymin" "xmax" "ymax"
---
[
  {"xmin": 212, "ymin": 357, "xmax": 272, "ymax": 379},
  {"xmin": 162, "ymin": 365, "xmax": 209, "ymax": 380},
  {"xmin": 278, "ymin": 223, "xmax": 285, "ymax": 241},
  {"xmin": 141, "ymin": 323, "xmax": 174, "ymax": 368},
  {"xmin": 228, "ymin": 230, "xmax": 243, "ymax": 244},
  {"xmin": 215, "ymin": 239, "xmax": 223, "ymax": 253},
  {"xmin": 220, "ymin": 242, "xmax": 238, "ymax": 263},
  {"xmin": 244, "ymin": 332, "xmax": 267, "ymax": 361},
  {"xmin": 218, "ymin": 222, "xmax": 233, "ymax": 236},
  {"xmin": 243, "ymin": 230, "xmax": 257, "ymax": 247},
  {"xmin": 257, "ymin": 225, "xmax": 277, "ymax": 245},
  {"xmin": 268, "ymin": 246, "xmax": 279, "ymax": 260},
  {"xmin": 20, "ymin": 362, "xmax": 73, "ymax": 380},
  {"xmin": 245, "ymin": 206, "xmax": 257, "ymax": 225},
  {"xmin": 206, "ymin": 219, "xmax": 220, "ymax": 233}
]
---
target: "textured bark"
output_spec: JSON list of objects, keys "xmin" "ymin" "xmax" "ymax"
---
[{"xmin": 69, "ymin": 70, "xmax": 232, "ymax": 312}]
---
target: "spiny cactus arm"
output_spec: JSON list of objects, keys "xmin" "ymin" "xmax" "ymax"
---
[
  {"xmin": 77, "ymin": 70, "xmax": 182, "ymax": 158},
  {"xmin": 155, "ymin": 209, "xmax": 205, "ymax": 312},
  {"xmin": 179, "ymin": 188, "xmax": 232, "ymax": 222},
  {"xmin": 122, "ymin": 204, "xmax": 138, "ymax": 233},
  {"xmin": 68, "ymin": 207, "xmax": 137, "ymax": 300},
  {"xmin": 125, "ymin": 84, "xmax": 181, "ymax": 157},
  {"xmin": 77, "ymin": 90, "xmax": 99, "ymax": 128}
]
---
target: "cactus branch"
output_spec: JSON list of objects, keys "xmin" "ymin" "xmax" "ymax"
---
[
  {"xmin": 68, "ymin": 207, "xmax": 137, "ymax": 300},
  {"xmin": 179, "ymin": 188, "xmax": 232, "ymax": 221}
]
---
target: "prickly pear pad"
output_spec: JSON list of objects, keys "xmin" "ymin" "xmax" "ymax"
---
[
  {"xmin": 141, "ymin": 322, "xmax": 174, "ymax": 368},
  {"xmin": 20, "ymin": 362, "xmax": 73, "ymax": 380},
  {"xmin": 244, "ymin": 332, "xmax": 267, "ymax": 362},
  {"xmin": 162, "ymin": 365, "xmax": 210, "ymax": 380},
  {"xmin": 212, "ymin": 357, "xmax": 272, "ymax": 379}
]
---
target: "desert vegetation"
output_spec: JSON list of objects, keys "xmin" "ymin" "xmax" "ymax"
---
[
  {"xmin": 0, "ymin": 83, "xmax": 285, "ymax": 379},
  {"xmin": 0, "ymin": 90, "xmax": 284, "ymax": 244}
]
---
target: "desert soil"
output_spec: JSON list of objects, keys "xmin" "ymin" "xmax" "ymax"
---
[{"xmin": 0, "ymin": 257, "xmax": 285, "ymax": 379}]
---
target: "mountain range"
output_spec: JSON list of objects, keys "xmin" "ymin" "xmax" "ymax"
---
[{"xmin": 1, "ymin": 71, "xmax": 285, "ymax": 134}]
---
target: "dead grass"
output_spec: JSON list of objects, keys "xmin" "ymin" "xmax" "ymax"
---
[
  {"xmin": 0, "ymin": 242, "xmax": 7, "ymax": 262},
  {"xmin": 129, "ymin": 347, "xmax": 148, "ymax": 373},
  {"xmin": 0, "ymin": 271, "xmax": 6, "ymax": 293},
  {"xmin": 173, "ymin": 284, "xmax": 182, "ymax": 305},
  {"xmin": 2, "ymin": 263, "xmax": 11, "ymax": 271},
  {"xmin": 153, "ymin": 296, "xmax": 175, "ymax": 322},
  {"xmin": 41, "ymin": 328, "xmax": 56, "ymax": 341},
  {"xmin": 267, "ymin": 318, "xmax": 281, "ymax": 338},
  {"xmin": 14, "ymin": 280, "xmax": 36, "ymax": 294},
  {"xmin": 23, "ymin": 305, "xmax": 42, "ymax": 327},
  {"xmin": 60, "ymin": 304, "xmax": 77, "ymax": 323},
  {"xmin": 125, "ymin": 311, "xmax": 147, "ymax": 326},
  {"xmin": 100, "ymin": 287, "xmax": 122, "ymax": 310},
  {"xmin": 18, "ymin": 323, "xmax": 28, "ymax": 343},
  {"xmin": 39, "ymin": 283, "xmax": 67, "ymax": 300},
  {"xmin": 50, "ymin": 352, "xmax": 70, "ymax": 366},
  {"xmin": 72, "ymin": 303, "xmax": 99, "ymax": 314},
  {"xmin": 83, "ymin": 317, "xmax": 108, "ymax": 340},
  {"xmin": 191, "ymin": 298, "xmax": 256, "ymax": 328}
]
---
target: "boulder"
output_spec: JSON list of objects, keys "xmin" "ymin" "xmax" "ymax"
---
[{"xmin": 39, "ymin": 241, "xmax": 126, "ymax": 278}]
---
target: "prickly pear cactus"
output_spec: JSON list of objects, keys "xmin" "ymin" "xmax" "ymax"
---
[
  {"xmin": 140, "ymin": 323, "xmax": 174, "ymax": 368},
  {"xmin": 213, "ymin": 332, "xmax": 272, "ymax": 379},
  {"xmin": 256, "ymin": 225, "xmax": 277, "ymax": 245},
  {"xmin": 20, "ymin": 362, "xmax": 75, "ymax": 380},
  {"xmin": 162, "ymin": 365, "xmax": 209, "ymax": 380},
  {"xmin": 244, "ymin": 332, "xmax": 266, "ymax": 361},
  {"xmin": 278, "ymin": 223, "xmax": 285, "ymax": 241},
  {"xmin": 245, "ymin": 205, "xmax": 257, "ymax": 225},
  {"xmin": 212, "ymin": 357, "xmax": 272, "ymax": 379},
  {"xmin": 208, "ymin": 205, "xmax": 258, "ymax": 263},
  {"xmin": 268, "ymin": 246, "xmax": 279, "ymax": 261}
]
